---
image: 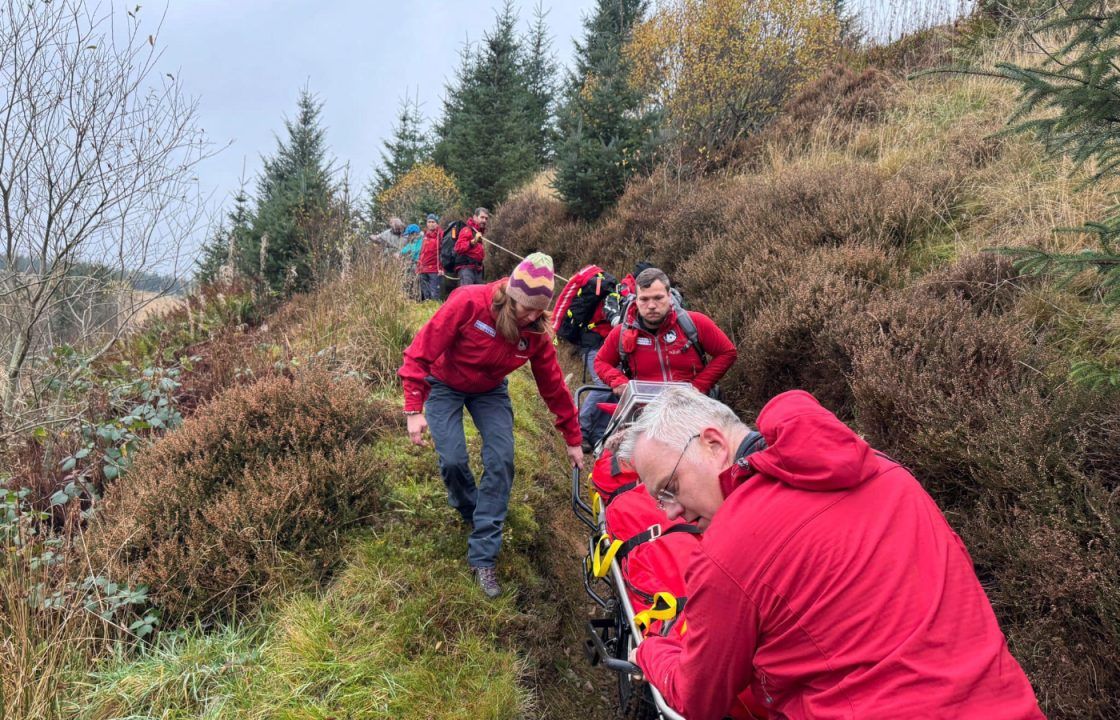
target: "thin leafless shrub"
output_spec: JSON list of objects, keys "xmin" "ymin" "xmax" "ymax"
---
[{"xmin": 0, "ymin": 1, "xmax": 215, "ymax": 435}]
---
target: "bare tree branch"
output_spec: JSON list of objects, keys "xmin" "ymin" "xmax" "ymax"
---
[{"xmin": 0, "ymin": 0, "xmax": 216, "ymax": 432}]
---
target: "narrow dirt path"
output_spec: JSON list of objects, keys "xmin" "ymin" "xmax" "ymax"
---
[{"xmin": 519, "ymin": 473, "xmax": 618, "ymax": 720}]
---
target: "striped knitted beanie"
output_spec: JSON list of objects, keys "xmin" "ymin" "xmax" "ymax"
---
[{"xmin": 507, "ymin": 252, "xmax": 555, "ymax": 310}]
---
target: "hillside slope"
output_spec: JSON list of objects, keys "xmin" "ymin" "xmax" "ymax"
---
[{"xmin": 488, "ymin": 38, "xmax": 1120, "ymax": 720}]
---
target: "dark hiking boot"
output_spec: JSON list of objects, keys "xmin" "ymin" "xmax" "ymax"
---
[{"xmin": 472, "ymin": 566, "xmax": 502, "ymax": 599}]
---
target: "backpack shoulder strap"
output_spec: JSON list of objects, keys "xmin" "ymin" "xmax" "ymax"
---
[
  {"xmin": 617, "ymin": 321, "xmax": 632, "ymax": 378},
  {"xmin": 673, "ymin": 305, "xmax": 707, "ymax": 367}
]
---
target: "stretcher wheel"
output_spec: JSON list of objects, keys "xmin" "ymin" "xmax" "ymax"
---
[{"xmin": 613, "ymin": 603, "xmax": 659, "ymax": 720}]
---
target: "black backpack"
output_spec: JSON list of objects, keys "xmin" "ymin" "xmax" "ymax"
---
[
  {"xmin": 557, "ymin": 269, "xmax": 618, "ymax": 346},
  {"xmin": 439, "ymin": 220, "xmax": 474, "ymax": 275}
]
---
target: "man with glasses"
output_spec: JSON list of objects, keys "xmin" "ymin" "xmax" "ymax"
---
[
  {"xmin": 617, "ymin": 386, "xmax": 1042, "ymax": 720},
  {"xmin": 594, "ymin": 267, "xmax": 736, "ymax": 399}
]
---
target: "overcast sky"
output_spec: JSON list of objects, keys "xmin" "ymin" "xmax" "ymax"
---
[
  {"xmin": 146, "ymin": 1, "xmax": 972, "ymax": 268},
  {"xmin": 151, "ymin": 1, "xmax": 595, "ymax": 261}
]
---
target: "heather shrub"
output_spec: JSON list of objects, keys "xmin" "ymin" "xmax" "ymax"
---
[
  {"xmin": 173, "ymin": 325, "xmax": 278, "ymax": 416},
  {"xmin": 722, "ymin": 245, "xmax": 900, "ymax": 416},
  {"xmin": 920, "ymin": 252, "xmax": 1028, "ymax": 316},
  {"xmin": 90, "ymin": 370, "xmax": 393, "ymax": 622},
  {"xmin": 863, "ymin": 25, "xmax": 957, "ymax": 74},
  {"xmin": 846, "ymin": 292, "xmax": 1046, "ymax": 494},
  {"xmin": 487, "ymin": 189, "xmax": 580, "ymax": 279}
]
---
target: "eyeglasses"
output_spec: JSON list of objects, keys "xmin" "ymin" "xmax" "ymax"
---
[{"xmin": 654, "ymin": 434, "xmax": 699, "ymax": 511}]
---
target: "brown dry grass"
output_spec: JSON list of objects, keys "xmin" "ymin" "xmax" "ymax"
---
[{"xmin": 490, "ymin": 34, "xmax": 1120, "ymax": 718}]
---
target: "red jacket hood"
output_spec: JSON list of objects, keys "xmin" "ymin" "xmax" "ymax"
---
[{"xmin": 747, "ymin": 390, "xmax": 876, "ymax": 492}]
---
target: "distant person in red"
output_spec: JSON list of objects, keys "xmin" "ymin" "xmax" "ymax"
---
[
  {"xmin": 595, "ymin": 267, "xmax": 736, "ymax": 397},
  {"xmin": 454, "ymin": 207, "xmax": 489, "ymax": 286},
  {"xmin": 618, "ymin": 387, "xmax": 1044, "ymax": 720},
  {"xmin": 399, "ymin": 252, "xmax": 584, "ymax": 599},
  {"xmin": 417, "ymin": 213, "xmax": 442, "ymax": 301}
]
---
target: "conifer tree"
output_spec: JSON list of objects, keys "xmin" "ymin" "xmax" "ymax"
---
[
  {"xmin": 524, "ymin": 2, "xmax": 558, "ymax": 165},
  {"xmin": 194, "ymin": 223, "xmax": 229, "ymax": 284},
  {"xmin": 248, "ymin": 89, "xmax": 336, "ymax": 294},
  {"xmin": 433, "ymin": 1, "xmax": 539, "ymax": 209},
  {"xmin": 977, "ymin": 0, "xmax": 1120, "ymax": 385},
  {"xmin": 227, "ymin": 183, "xmax": 254, "ymax": 277},
  {"xmin": 553, "ymin": 0, "xmax": 656, "ymax": 221},
  {"xmin": 366, "ymin": 93, "xmax": 430, "ymax": 226},
  {"xmin": 196, "ymin": 181, "xmax": 254, "ymax": 284}
]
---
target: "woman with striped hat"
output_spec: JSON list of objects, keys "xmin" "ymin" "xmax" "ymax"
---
[{"xmin": 399, "ymin": 252, "xmax": 585, "ymax": 598}]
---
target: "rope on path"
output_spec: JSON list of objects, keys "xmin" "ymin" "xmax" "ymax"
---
[{"xmin": 478, "ymin": 234, "xmax": 571, "ymax": 284}]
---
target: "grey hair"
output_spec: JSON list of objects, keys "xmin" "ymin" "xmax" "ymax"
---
[
  {"xmin": 635, "ymin": 267, "xmax": 670, "ymax": 291},
  {"xmin": 474, "ymin": 207, "xmax": 490, "ymax": 217},
  {"xmin": 617, "ymin": 386, "xmax": 744, "ymax": 461}
]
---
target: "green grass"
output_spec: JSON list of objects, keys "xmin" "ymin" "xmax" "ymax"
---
[{"xmin": 68, "ymin": 360, "xmax": 567, "ymax": 719}]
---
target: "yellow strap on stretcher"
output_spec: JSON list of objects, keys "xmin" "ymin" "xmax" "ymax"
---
[
  {"xmin": 591, "ymin": 490, "xmax": 602, "ymax": 517},
  {"xmin": 634, "ymin": 592, "xmax": 679, "ymax": 633},
  {"xmin": 591, "ymin": 533, "xmax": 624, "ymax": 578}
]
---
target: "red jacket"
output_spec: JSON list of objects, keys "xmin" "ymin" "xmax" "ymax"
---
[
  {"xmin": 453, "ymin": 218, "xmax": 485, "ymax": 268},
  {"xmin": 417, "ymin": 227, "xmax": 441, "ymax": 274},
  {"xmin": 594, "ymin": 303, "xmax": 736, "ymax": 394},
  {"xmin": 399, "ymin": 280, "xmax": 581, "ymax": 446},
  {"xmin": 636, "ymin": 390, "xmax": 1043, "ymax": 720}
]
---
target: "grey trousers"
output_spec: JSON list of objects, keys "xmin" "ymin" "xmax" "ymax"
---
[
  {"xmin": 425, "ymin": 378, "xmax": 515, "ymax": 568},
  {"xmin": 419, "ymin": 272, "xmax": 440, "ymax": 301},
  {"xmin": 459, "ymin": 266, "xmax": 484, "ymax": 285}
]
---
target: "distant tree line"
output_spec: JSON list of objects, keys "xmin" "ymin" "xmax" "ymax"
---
[{"xmin": 197, "ymin": 0, "xmax": 844, "ymax": 288}]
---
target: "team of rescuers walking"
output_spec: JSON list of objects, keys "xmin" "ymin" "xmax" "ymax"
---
[
  {"xmin": 377, "ymin": 208, "xmax": 490, "ymax": 299},
  {"xmin": 398, "ymin": 250, "xmax": 1044, "ymax": 719}
]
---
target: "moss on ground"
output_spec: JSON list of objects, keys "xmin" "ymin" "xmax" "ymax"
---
[{"xmin": 70, "ymin": 292, "xmax": 608, "ymax": 720}]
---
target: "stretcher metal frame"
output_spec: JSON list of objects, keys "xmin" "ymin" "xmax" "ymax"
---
[{"xmin": 574, "ymin": 380, "xmax": 692, "ymax": 720}]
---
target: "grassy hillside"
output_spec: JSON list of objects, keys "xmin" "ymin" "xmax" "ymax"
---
[
  {"xmin": 488, "ymin": 34, "xmax": 1120, "ymax": 720},
  {"xmin": 2, "ymin": 261, "xmax": 616, "ymax": 720},
  {"xmin": 5, "ymin": 20, "xmax": 1118, "ymax": 720}
]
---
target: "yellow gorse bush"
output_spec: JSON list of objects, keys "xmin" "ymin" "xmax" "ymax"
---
[
  {"xmin": 628, "ymin": 0, "xmax": 840, "ymax": 161},
  {"xmin": 376, "ymin": 163, "xmax": 463, "ymax": 224}
]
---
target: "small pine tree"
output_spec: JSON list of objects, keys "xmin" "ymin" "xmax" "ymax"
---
[
  {"xmin": 249, "ymin": 88, "xmax": 337, "ymax": 294},
  {"xmin": 960, "ymin": 0, "xmax": 1120, "ymax": 385},
  {"xmin": 553, "ymin": 0, "xmax": 656, "ymax": 221},
  {"xmin": 366, "ymin": 93, "xmax": 430, "ymax": 227},
  {"xmin": 197, "ymin": 178, "xmax": 255, "ymax": 285},
  {"xmin": 194, "ymin": 223, "xmax": 229, "ymax": 284},
  {"xmin": 433, "ymin": 1, "xmax": 540, "ymax": 209}
]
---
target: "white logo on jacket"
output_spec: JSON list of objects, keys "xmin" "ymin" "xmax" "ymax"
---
[
  {"xmin": 474, "ymin": 320, "xmax": 496, "ymax": 337},
  {"xmin": 664, "ymin": 330, "xmax": 678, "ymax": 344},
  {"xmin": 636, "ymin": 337, "xmax": 653, "ymax": 346}
]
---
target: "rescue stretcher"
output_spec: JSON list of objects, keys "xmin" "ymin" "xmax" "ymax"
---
[
  {"xmin": 573, "ymin": 380, "xmax": 768, "ymax": 720},
  {"xmin": 572, "ymin": 380, "xmax": 693, "ymax": 720}
]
